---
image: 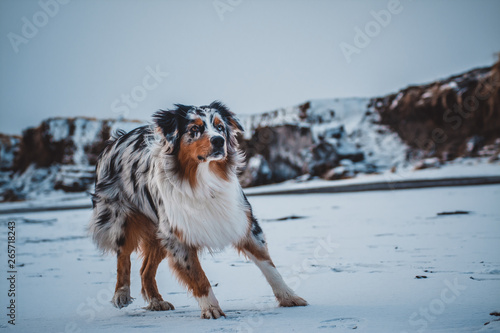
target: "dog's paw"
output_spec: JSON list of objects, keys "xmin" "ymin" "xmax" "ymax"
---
[
  {"xmin": 112, "ymin": 286, "xmax": 134, "ymax": 309},
  {"xmin": 144, "ymin": 299, "xmax": 175, "ymax": 311},
  {"xmin": 278, "ymin": 295, "xmax": 308, "ymax": 307},
  {"xmin": 201, "ymin": 306, "xmax": 226, "ymax": 319}
]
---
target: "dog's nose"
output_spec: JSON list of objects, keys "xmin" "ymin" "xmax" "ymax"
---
[{"xmin": 210, "ymin": 136, "xmax": 225, "ymax": 149}]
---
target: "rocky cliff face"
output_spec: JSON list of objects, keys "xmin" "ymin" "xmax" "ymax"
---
[
  {"xmin": 1, "ymin": 60, "xmax": 499, "ymax": 201},
  {"xmin": 0, "ymin": 134, "xmax": 21, "ymax": 198},
  {"xmin": 238, "ymin": 98, "xmax": 407, "ymax": 187},
  {"xmin": 0, "ymin": 117, "xmax": 144, "ymax": 201},
  {"xmin": 15, "ymin": 117, "xmax": 145, "ymax": 170},
  {"xmin": 238, "ymin": 60, "xmax": 500, "ymax": 186},
  {"xmin": 373, "ymin": 61, "xmax": 500, "ymax": 162},
  {"xmin": 0, "ymin": 134, "xmax": 20, "ymax": 171}
]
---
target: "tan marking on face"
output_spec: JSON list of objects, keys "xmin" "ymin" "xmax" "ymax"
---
[
  {"xmin": 192, "ymin": 118, "xmax": 203, "ymax": 127},
  {"xmin": 178, "ymin": 135, "xmax": 211, "ymax": 188},
  {"xmin": 213, "ymin": 117, "xmax": 223, "ymax": 128}
]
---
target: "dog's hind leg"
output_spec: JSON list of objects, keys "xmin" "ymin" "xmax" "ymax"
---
[
  {"xmin": 140, "ymin": 237, "xmax": 173, "ymax": 311},
  {"xmin": 89, "ymin": 202, "xmax": 134, "ymax": 308},
  {"xmin": 235, "ymin": 217, "xmax": 308, "ymax": 307},
  {"xmin": 110, "ymin": 213, "xmax": 144, "ymax": 309},
  {"xmin": 113, "ymin": 247, "xmax": 134, "ymax": 308},
  {"xmin": 165, "ymin": 241, "xmax": 225, "ymax": 319}
]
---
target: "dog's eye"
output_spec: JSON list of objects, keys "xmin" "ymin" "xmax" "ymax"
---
[
  {"xmin": 190, "ymin": 126, "xmax": 200, "ymax": 133},
  {"xmin": 216, "ymin": 124, "xmax": 224, "ymax": 132}
]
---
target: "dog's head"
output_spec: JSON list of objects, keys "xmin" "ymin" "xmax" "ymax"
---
[{"xmin": 153, "ymin": 101, "xmax": 243, "ymax": 165}]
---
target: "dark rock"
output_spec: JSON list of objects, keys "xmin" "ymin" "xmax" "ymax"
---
[{"xmin": 373, "ymin": 59, "xmax": 500, "ymax": 161}]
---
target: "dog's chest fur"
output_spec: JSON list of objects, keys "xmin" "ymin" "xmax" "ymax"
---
[{"xmin": 155, "ymin": 161, "xmax": 248, "ymax": 250}]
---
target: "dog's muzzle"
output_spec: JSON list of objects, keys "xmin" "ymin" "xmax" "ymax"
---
[{"xmin": 209, "ymin": 136, "xmax": 225, "ymax": 159}]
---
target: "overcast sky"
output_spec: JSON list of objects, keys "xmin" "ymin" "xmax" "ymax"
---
[{"xmin": 0, "ymin": 0, "xmax": 499, "ymax": 135}]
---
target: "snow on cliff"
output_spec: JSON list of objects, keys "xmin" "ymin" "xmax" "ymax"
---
[{"xmin": 239, "ymin": 98, "xmax": 409, "ymax": 186}]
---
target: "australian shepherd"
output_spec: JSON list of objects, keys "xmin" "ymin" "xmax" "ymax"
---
[{"xmin": 88, "ymin": 101, "xmax": 307, "ymax": 319}]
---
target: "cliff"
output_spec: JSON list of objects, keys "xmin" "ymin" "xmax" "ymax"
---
[{"xmin": 1, "ymin": 60, "xmax": 499, "ymax": 201}]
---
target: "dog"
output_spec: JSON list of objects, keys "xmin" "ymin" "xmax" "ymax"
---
[{"xmin": 88, "ymin": 101, "xmax": 307, "ymax": 319}]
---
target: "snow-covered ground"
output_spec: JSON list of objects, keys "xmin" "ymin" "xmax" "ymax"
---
[
  {"xmin": 1, "ymin": 184, "xmax": 499, "ymax": 332},
  {"xmin": 245, "ymin": 158, "xmax": 500, "ymax": 195}
]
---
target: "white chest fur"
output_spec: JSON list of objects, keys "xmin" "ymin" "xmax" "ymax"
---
[{"xmin": 156, "ymin": 162, "xmax": 249, "ymax": 250}]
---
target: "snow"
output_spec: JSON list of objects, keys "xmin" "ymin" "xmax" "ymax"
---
[
  {"xmin": 244, "ymin": 158, "xmax": 500, "ymax": 196},
  {"xmin": 240, "ymin": 97, "xmax": 409, "ymax": 172},
  {"xmin": 240, "ymin": 98, "xmax": 371, "ymax": 140},
  {"xmin": 390, "ymin": 93, "xmax": 404, "ymax": 110},
  {"xmin": 47, "ymin": 118, "xmax": 71, "ymax": 142},
  {"xmin": 1, "ymin": 165, "xmax": 61, "ymax": 200},
  {"xmin": 0, "ymin": 191, "xmax": 91, "ymax": 213},
  {"xmin": 421, "ymin": 91, "xmax": 434, "ymax": 99},
  {"xmin": 439, "ymin": 81, "xmax": 459, "ymax": 91},
  {"xmin": 309, "ymin": 98, "xmax": 370, "ymax": 134},
  {"xmin": 71, "ymin": 119, "xmax": 102, "ymax": 165},
  {"xmin": 348, "ymin": 114, "xmax": 408, "ymax": 170},
  {"xmin": 0, "ymin": 182, "xmax": 499, "ymax": 332},
  {"xmin": 68, "ymin": 118, "xmax": 147, "ymax": 165},
  {"xmin": 0, "ymin": 136, "xmax": 19, "ymax": 170}
]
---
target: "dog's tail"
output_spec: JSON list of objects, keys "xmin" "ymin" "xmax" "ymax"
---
[{"xmin": 88, "ymin": 195, "xmax": 127, "ymax": 254}]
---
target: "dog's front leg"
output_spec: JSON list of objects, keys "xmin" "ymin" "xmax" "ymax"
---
[
  {"xmin": 165, "ymin": 241, "xmax": 225, "ymax": 319},
  {"xmin": 236, "ymin": 227, "xmax": 308, "ymax": 307}
]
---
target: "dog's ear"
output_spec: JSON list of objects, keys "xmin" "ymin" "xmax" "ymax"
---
[
  {"xmin": 153, "ymin": 109, "xmax": 179, "ymax": 146},
  {"xmin": 153, "ymin": 104, "xmax": 192, "ymax": 152},
  {"xmin": 209, "ymin": 100, "xmax": 244, "ymax": 133}
]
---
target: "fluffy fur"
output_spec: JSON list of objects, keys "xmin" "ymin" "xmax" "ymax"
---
[{"xmin": 88, "ymin": 101, "xmax": 307, "ymax": 319}]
